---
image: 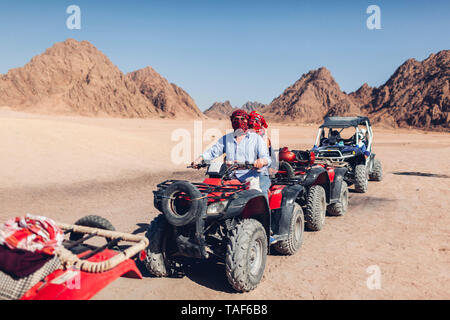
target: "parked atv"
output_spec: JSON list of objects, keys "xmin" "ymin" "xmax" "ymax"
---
[
  {"xmin": 145, "ymin": 161, "xmax": 306, "ymax": 292},
  {"xmin": 311, "ymin": 116, "xmax": 383, "ymax": 193},
  {"xmin": 275, "ymin": 147, "xmax": 349, "ymax": 231}
]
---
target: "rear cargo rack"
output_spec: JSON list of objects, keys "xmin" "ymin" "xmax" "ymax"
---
[
  {"xmin": 155, "ymin": 179, "xmax": 247, "ymax": 201},
  {"xmin": 55, "ymin": 223, "xmax": 149, "ymax": 273}
]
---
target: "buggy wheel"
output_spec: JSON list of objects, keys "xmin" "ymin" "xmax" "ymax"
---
[
  {"xmin": 225, "ymin": 219, "xmax": 267, "ymax": 292},
  {"xmin": 273, "ymin": 203, "xmax": 304, "ymax": 255},
  {"xmin": 369, "ymin": 159, "xmax": 383, "ymax": 181},
  {"xmin": 69, "ymin": 215, "xmax": 115, "ymax": 241},
  {"xmin": 327, "ymin": 181, "xmax": 349, "ymax": 216},
  {"xmin": 144, "ymin": 214, "xmax": 183, "ymax": 277},
  {"xmin": 304, "ymin": 185, "xmax": 327, "ymax": 231},
  {"xmin": 354, "ymin": 164, "xmax": 368, "ymax": 193}
]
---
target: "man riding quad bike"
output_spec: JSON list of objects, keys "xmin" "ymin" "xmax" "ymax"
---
[
  {"xmin": 144, "ymin": 161, "xmax": 306, "ymax": 293},
  {"xmin": 311, "ymin": 116, "xmax": 383, "ymax": 193},
  {"xmin": 275, "ymin": 147, "xmax": 350, "ymax": 231}
]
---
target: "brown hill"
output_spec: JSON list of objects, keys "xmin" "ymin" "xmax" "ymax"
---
[
  {"xmin": 348, "ymin": 83, "xmax": 375, "ymax": 108},
  {"xmin": 126, "ymin": 67, "xmax": 204, "ymax": 119},
  {"xmin": 241, "ymin": 101, "xmax": 266, "ymax": 113},
  {"xmin": 0, "ymin": 39, "xmax": 202, "ymax": 118},
  {"xmin": 203, "ymin": 100, "xmax": 267, "ymax": 119},
  {"xmin": 261, "ymin": 67, "xmax": 360, "ymax": 123},
  {"xmin": 203, "ymin": 101, "xmax": 234, "ymax": 119},
  {"xmin": 353, "ymin": 50, "xmax": 450, "ymax": 129}
]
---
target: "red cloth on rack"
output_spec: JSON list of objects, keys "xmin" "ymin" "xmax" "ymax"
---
[
  {"xmin": 0, "ymin": 214, "xmax": 63, "ymax": 255},
  {"xmin": 0, "ymin": 245, "xmax": 52, "ymax": 278}
]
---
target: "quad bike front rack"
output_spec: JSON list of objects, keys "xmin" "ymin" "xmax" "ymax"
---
[{"xmin": 155, "ymin": 179, "xmax": 247, "ymax": 203}]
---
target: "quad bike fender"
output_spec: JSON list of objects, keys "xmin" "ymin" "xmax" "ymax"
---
[
  {"xmin": 224, "ymin": 189, "xmax": 269, "ymax": 217},
  {"xmin": 304, "ymin": 167, "xmax": 331, "ymax": 203},
  {"xmin": 21, "ymin": 249, "xmax": 142, "ymax": 300},
  {"xmin": 329, "ymin": 167, "xmax": 348, "ymax": 202},
  {"xmin": 273, "ymin": 184, "xmax": 304, "ymax": 238},
  {"xmin": 349, "ymin": 153, "xmax": 367, "ymax": 167},
  {"xmin": 224, "ymin": 189, "xmax": 271, "ymax": 243}
]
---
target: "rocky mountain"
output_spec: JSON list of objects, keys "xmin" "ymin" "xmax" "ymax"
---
[
  {"xmin": 351, "ymin": 50, "xmax": 449, "ymax": 129},
  {"xmin": 348, "ymin": 83, "xmax": 375, "ymax": 108},
  {"xmin": 0, "ymin": 39, "xmax": 203, "ymax": 118},
  {"xmin": 203, "ymin": 100, "xmax": 234, "ymax": 119},
  {"xmin": 126, "ymin": 66, "xmax": 204, "ymax": 119},
  {"xmin": 259, "ymin": 51, "xmax": 449, "ymax": 130},
  {"xmin": 241, "ymin": 101, "xmax": 266, "ymax": 113},
  {"xmin": 261, "ymin": 67, "xmax": 360, "ymax": 123},
  {"xmin": 203, "ymin": 100, "xmax": 266, "ymax": 119}
]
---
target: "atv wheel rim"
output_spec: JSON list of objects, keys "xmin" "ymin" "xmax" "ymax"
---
[
  {"xmin": 342, "ymin": 189, "xmax": 348, "ymax": 212},
  {"xmin": 248, "ymin": 238, "xmax": 263, "ymax": 276},
  {"xmin": 294, "ymin": 217, "xmax": 302, "ymax": 244},
  {"xmin": 320, "ymin": 196, "xmax": 326, "ymax": 224}
]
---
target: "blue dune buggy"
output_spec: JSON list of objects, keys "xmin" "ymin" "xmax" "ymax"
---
[{"xmin": 311, "ymin": 116, "xmax": 382, "ymax": 193}]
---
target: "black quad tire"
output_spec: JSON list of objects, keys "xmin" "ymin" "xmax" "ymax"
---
[
  {"xmin": 144, "ymin": 214, "xmax": 183, "ymax": 277},
  {"xmin": 225, "ymin": 219, "xmax": 267, "ymax": 292},
  {"xmin": 304, "ymin": 185, "xmax": 327, "ymax": 231},
  {"xmin": 369, "ymin": 159, "xmax": 383, "ymax": 181},
  {"xmin": 69, "ymin": 215, "xmax": 115, "ymax": 241},
  {"xmin": 273, "ymin": 203, "xmax": 304, "ymax": 255},
  {"xmin": 327, "ymin": 181, "xmax": 349, "ymax": 216},
  {"xmin": 161, "ymin": 181, "xmax": 204, "ymax": 227},
  {"xmin": 354, "ymin": 164, "xmax": 368, "ymax": 193}
]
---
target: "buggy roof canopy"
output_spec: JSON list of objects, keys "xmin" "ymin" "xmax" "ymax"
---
[{"xmin": 320, "ymin": 116, "xmax": 371, "ymax": 128}]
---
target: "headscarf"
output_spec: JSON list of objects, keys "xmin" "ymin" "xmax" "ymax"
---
[
  {"xmin": 248, "ymin": 111, "xmax": 268, "ymax": 135},
  {"xmin": 230, "ymin": 109, "xmax": 249, "ymax": 132}
]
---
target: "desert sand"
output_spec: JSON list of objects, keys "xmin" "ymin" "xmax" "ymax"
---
[{"xmin": 0, "ymin": 107, "xmax": 449, "ymax": 299}]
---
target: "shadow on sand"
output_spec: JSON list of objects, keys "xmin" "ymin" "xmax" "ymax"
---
[
  {"xmin": 132, "ymin": 223, "xmax": 235, "ymax": 293},
  {"xmin": 392, "ymin": 171, "xmax": 449, "ymax": 179}
]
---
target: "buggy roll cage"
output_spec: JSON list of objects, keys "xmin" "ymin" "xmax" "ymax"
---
[{"xmin": 314, "ymin": 116, "xmax": 373, "ymax": 153}]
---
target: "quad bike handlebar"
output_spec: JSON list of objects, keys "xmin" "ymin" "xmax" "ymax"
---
[{"xmin": 188, "ymin": 161, "xmax": 257, "ymax": 171}]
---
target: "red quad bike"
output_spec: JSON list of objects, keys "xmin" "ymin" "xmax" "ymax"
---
[
  {"xmin": 275, "ymin": 147, "xmax": 350, "ymax": 231},
  {"xmin": 16, "ymin": 215, "xmax": 148, "ymax": 300},
  {"xmin": 145, "ymin": 162, "xmax": 306, "ymax": 293}
]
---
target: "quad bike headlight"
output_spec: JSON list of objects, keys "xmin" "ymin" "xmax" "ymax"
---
[{"xmin": 206, "ymin": 200, "xmax": 229, "ymax": 215}]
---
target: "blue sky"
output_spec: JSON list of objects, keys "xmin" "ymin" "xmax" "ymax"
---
[{"xmin": 0, "ymin": 0, "xmax": 448, "ymax": 110}]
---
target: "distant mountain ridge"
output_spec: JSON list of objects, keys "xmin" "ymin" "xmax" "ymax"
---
[
  {"xmin": 351, "ymin": 50, "xmax": 449, "ymax": 129},
  {"xmin": 0, "ymin": 39, "xmax": 204, "ymax": 119},
  {"xmin": 260, "ymin": 67, "xmax": 360, "ymax": 123},
  {"xmin": 203, "ymin": 100, "xmax": 267, "ymax": 119},
  {"xmin": 0, "ymin": 39, "xmax": 447, "ymax": 129},
  {"xmin": 259, "ymin": 50, "xmax": 449, "ymax": 130}
]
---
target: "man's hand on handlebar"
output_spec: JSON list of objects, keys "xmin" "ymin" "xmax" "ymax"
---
[
  {"xmin": 190, "ymin": 156, "xmax": 204, "ymax": 169},
  {"xmin": 224, "ymin": 160, "xmax": 267, "ymax": 170},
  {"xmin": 253, "ymin": 158, "xmax": 268, "ymax": 169}
]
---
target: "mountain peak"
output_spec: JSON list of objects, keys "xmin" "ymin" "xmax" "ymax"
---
[
  {"xmin": 0, "ymin": 39, "xmax": 203, "ymax": 119},
  {"xmin": 263, "ymin": 67, "xmax": 358, "ymax": 122}
]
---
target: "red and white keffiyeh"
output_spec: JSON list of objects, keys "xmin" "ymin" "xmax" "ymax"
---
[
  {"xmin": 0, "ymin": 214, "xmax": 63, "ymax": 255},
  {"xmin": 248, "ymin": 111, "xmax": 268, "ymax": 135}
]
